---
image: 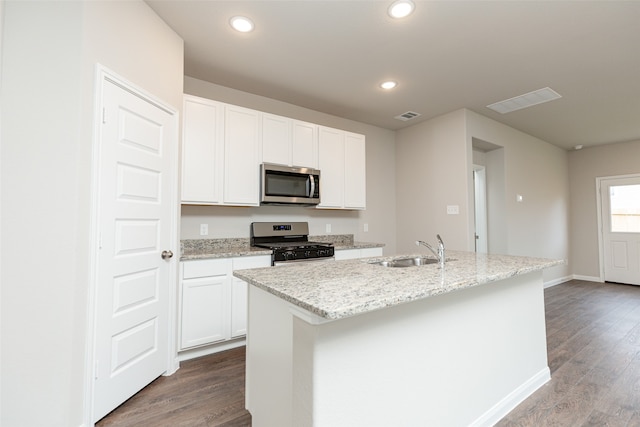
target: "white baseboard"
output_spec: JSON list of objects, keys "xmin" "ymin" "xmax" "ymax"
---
[
  {"xmin": 470, "ymin": 367, "xmax": 551, "ymax": 427},
  {"xmin": 176, "ymin": 337, "xmax": 246, "ymax": 362},
  {"xmin": 572, "ymin": 274, "xmax": 603, "ymax": 282},
  {"xmin": 543, "ymin": 275, "xmax": 573, "ymax": 288}
]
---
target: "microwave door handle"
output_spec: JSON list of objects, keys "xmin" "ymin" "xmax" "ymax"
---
[{"xmin": 309, "ymin": 175, "xmax": 315, "ymax": 198}]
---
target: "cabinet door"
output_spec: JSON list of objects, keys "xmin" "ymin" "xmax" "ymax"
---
[
  {"xmin": 231, "ymin": 256, "xmax": 271, "ymax": 338},
  {"xmin": 180, "ymin": 275, "xmax": 228, "ymax": 349},
  {"xmin": 317, "ymin": 126, "xmax": 345, "ymax": 208},
  {"xmin": 230, "ymin": 277, "xmax": 248, "ymax": 338},
  {"xmin": 224, "ymin": 105, "xmax": 260, "ymax": 206},
  {"xmin": 291, "ymin": 120, "xmax": 317, "ymax": 168},
  {"xmin": 334, "ymin": 249, "xmax": 361, "ymax": 260},
  {"xmin": 181, "ymin": 96, "xmax": 223, "ymax": 204},
  {"xmin": 344, "ymin": 132, "xmax": 366, "ymax": 209},
  {"xmin": 262, "ymin": 113, "xmax": 291, "ymax": 166}
]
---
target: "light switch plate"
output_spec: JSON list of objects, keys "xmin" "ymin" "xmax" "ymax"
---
[
  {"xmin": 447, "ymin": 205, "xmax": 460, "ymax": 215},
  {"xmin": 200, "ymin": 224, "xmax": 208, "ymax": 236}
]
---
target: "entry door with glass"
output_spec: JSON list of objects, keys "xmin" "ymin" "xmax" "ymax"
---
[{"xmin": 600, "ymin": 176, "xmax": 640, "ymax": 285}]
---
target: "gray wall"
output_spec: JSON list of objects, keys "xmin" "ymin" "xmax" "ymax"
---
[
  {"xmin": 1, "ymin": 1, "xmax": 183, "ymax": 425},
  {"xmin": 466, "ymin": 110, "xmax": 571, "ymax": 284},
  {"xmin": 396, "ymin": 109, "xmax": 571, "ymax": 285},
  {"xmin": 568, "ymin": 140, "xmax": 640, "ymax": 279},
  {"xmin": 395, "ymin": 109, "xmax": 470, "ymax": 253},
  {"xmin": 182, "ymin": 77, "xmax": 398, "ymax": 255}
]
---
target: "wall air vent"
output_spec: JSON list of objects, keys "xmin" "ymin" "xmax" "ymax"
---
[
  {"xmin": 487, "ymin": 87, "xmax": 562, "ymax": 114},
  {"xmin": 394, "ymin": 111, "xmax": 421, "ymax": 121}
]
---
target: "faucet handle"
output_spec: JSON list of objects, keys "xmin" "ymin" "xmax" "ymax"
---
[{"xmin": 436, "ymin": 234, "xmax": 444, "ymax": 247}]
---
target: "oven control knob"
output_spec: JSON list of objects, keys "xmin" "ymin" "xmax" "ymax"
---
[
  {"xmin": 305, "ymin": 250, "xmax": 312, "ymax": 258},
  {"xmin": 284, "ymin": 251, "xmax": 296, "ymax": 260}
]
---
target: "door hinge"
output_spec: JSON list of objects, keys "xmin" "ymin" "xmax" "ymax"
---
[{"xmin": 102, "ymin": 107, "xmax": 107, "ymax": 124}]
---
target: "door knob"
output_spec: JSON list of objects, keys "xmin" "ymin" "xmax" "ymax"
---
[{"xmin": 161, "ymin": 250, "xmax": 174, "ymax": 260}]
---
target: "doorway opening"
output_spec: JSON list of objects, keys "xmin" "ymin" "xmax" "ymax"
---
[
  {"xmin": 472, "ymin": 138, "xmax": 505, "ymax": 254},
  {"xmin": 473, "ymin": 165, "xmax": 488, "ymax": 253}
]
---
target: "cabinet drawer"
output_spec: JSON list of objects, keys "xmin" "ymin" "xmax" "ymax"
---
[
  {"xmin": 360, "ymin": 247, "xmax": 383, "ymax": 258},
  {"xmin": 233, "ymin": 255, "xmax": 271, "ymax": 270},
  {"xmin": 182, "ymin": 258, "xmax": 230, "ymax": 279}
]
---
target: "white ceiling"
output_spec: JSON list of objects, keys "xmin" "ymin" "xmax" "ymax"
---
[{"xmin": 146, "ymin": 0, "xmax": 640, "ymax": 151}]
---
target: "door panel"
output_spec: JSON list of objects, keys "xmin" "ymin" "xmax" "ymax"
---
[
  {"xmin": 601, "ymin": 176, "xmax": 640, "ymax": 285},
  {"xmin": 93, "ymin": 79, "xmax": 176, "ymax": 422}
]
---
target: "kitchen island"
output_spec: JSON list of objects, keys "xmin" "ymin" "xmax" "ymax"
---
[{"xmin": 233, "ymin": 251, "xmax": 564, "ymax": 427}]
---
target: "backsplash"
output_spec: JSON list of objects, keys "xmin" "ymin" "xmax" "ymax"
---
[{"xmin": 181, "ymin": 234, "xmax": 355, "ymax": 255}]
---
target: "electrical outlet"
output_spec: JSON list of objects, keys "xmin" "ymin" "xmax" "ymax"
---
[
  {"xmin": 326, "ymin": 223, "xmax": 332, "ymax": 233},
  {"xmin": 200, "ymin": 224, "xmax": 208, "ymax": 236},
  {"xmin": 446, "ymin": 205, "xmax": 460, "ymax": 215},
  {"xmin": 364, "ymin": 223, "xmax": 369, "ymax": 232}
]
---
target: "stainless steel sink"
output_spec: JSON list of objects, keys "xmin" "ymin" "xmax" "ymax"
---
[{"xmin": 372, "ymin": 257, "xmax": 439, "ymax": 267}]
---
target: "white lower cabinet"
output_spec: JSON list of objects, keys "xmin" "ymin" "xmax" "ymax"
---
[
  {"xmin": 230, "ymin": 256, "xmax": 271, "ymax": 337},
  {"xmin": 179, "ymin": 255, "xmax": 270, "ymax": 354},
  {"xmin": 181, "ymin": 274, "xmax": 228, "ymax": 349},
  {"xmin": 334, "ymin": 247, "xmax": 383, "ymax": 260}
]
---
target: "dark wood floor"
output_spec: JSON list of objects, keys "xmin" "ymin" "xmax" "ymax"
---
[
  {"xmin": 98, "ymin": 279, "xmax": 640, "ymax": 427},
  {"xmin": 96, "ymin": 346, "xmax": 251, "ymax": 427}
]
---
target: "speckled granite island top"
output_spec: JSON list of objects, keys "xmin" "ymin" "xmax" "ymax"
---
[{"xmin": 233, "ymin": 251, "xmax": 565, "ymax": 321}]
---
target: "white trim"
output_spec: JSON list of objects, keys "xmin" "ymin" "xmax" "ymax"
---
[
  {"xmin": 83, "ymin": 64, "xmax": 180, "ymax": 426},
  {"xmin": 572, "ymin": 274, "xmax": 603, "ymax": 283},
  {"xmin": 176, "ymin": 338, "xmax": 246, "ymax": 362},
  {"xmin": 595, "ymin": 176, "xmax": 605, "ymax": 282},
  {"xmin": 470, "ymin": 367, "xmax": 550, "ymax": 427},
  {"xmin": 543, "ymin": 275, "xmax": 573, "ymax": 288}
]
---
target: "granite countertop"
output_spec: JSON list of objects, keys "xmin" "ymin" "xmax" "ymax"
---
[
  {"xmin": 180, "ymin": 235, "xmax": 384, "ymax": 260},
  {"xmin": 233, "ymin": 250, "xmax": 565, "ymax": 321}
]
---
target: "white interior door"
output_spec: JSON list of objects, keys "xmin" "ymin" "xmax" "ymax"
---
[
  {"xmin": 473, "ymin": 166, "xmax": 488, "ymax": 253},
  {"xmin": 92, "ymin": 77, "xmax": 177, "ymax": 422},
  {"xmin": 600, "ymin": 176, "xmax": 640, "ymax": 285}
]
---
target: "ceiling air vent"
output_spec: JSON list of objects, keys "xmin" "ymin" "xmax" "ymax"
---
[
  {"xmin": 487, "ymin": 87, "xmax": 562, "ymax": 114},
  {"xmin": 394, "ymin": 111, "xmax": 421, "ymax": 121}
]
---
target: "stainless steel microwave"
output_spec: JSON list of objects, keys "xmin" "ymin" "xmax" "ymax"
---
[{"xmin": 260, "ymin": 163, "xmax": 320, "ymax": 206}]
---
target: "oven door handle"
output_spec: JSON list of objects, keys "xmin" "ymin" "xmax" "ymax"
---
[{"xmin": 308, "ymin": 174, "xmax": 315, "ymax": 198}]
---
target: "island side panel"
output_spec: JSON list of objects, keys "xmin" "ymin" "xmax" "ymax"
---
[
  {"xmin": 291, "ymin": 271, "xmax": 550, "ymax": 427},
  {"xmin": 246, "ymin": 286, "xmax": 295, "ymax": 427}
]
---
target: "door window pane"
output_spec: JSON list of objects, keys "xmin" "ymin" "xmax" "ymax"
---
[{"xmin": 610, "ymin": 184, "xmax": 640, "ymax": 232}]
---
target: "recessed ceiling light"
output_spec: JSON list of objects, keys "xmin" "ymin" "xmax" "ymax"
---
[
  {"xmin": 230, "ymin": 16, "xmax": 254, "ymax": 33},
  {"xmin": 380, "ymin": 81, "xmax": 398, "ymax": 90},
  {"xmin": 388, "ymin": 0, "xmax": 415, "ymax": 19}
]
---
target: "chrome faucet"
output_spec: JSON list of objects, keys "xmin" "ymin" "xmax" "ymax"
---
[{"xmin": 416, "ymin": 234, "xmax": 445, "ymax": 268}]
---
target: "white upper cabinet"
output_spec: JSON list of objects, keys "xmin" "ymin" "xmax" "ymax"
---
[
  {"xmin": 318, "ymin": 126, "xmax": 366, "ymax": 210},
  {"xmin": 344, "ymin": 132, "xmax": 366, "ymax": 209},
  {"xmin": 262, "ymin": 113, "xmax": 291, "ymax": 166},
  {"xmin": 223, "ymin": 104, "xmax": 261, "ymax": 206},
  {"xmin": 181, "ymin": 95, "xmax": 224, "ymax": 204},
  {"xmin": 181, "ymin": 94, "xmax": 363, "ymax": 209},
  {"xmin": 262, "ymin": 114, "xmax": 318, "ymax": 168},
  {"xmin": 317, "ymin": 126, "xmax": 345, "ymax": 208},
  {"xmin": 291, "ymin": 120, "xmax": 318, "ymax": 168}
]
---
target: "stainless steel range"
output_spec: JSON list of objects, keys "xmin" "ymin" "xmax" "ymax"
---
[{"xmin": 250, "ymin": 222, "xmax": 335, "ymax": 266}]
